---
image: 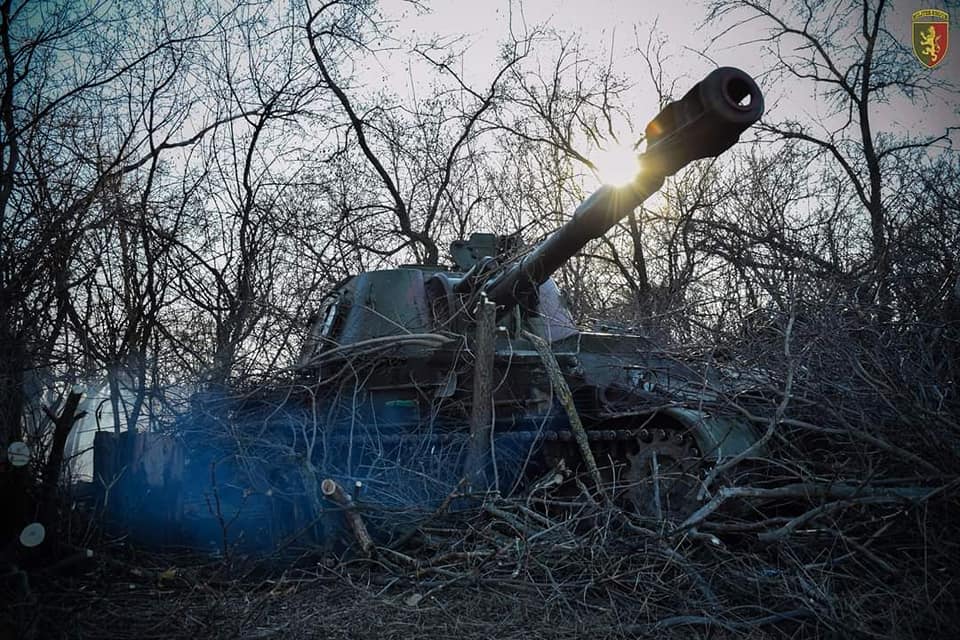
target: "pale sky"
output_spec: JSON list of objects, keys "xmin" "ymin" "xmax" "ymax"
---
[{"xmin": 375, "ymin": 0, "xmax": 958, "ymax": 148}]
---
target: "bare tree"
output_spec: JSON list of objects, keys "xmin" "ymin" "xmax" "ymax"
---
[
  {"xmin": 304, "ymin": 0, "xmax": 534, "ymax": 265},
  {"xmin": 706, "ymin": 0, "xmax": 957, "ymax": 312},
  {"xmin": 0, "ymin": 0, "xmax": 309, "ymax": 544}
]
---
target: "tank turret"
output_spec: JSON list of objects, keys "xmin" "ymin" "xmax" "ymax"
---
[{"xmin": 302, "ymin": 67, "xmax": 763, "ymax": 355}]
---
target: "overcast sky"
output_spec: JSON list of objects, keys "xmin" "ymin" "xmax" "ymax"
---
[{"xmin": 371, "ymin": 0, "xmax": 958, "ymax": 148}]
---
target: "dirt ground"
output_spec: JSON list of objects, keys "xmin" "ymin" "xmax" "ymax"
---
[
  {"xmin": 8, "ymin": 551, "xmax": 801, "ymax": 640},
  {"xmin": 8, "ymin": 517, "xmax": 955, "ymax": 640}
]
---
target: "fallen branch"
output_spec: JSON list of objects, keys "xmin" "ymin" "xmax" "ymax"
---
[
  {"xmin": 675, "ymin": 482, "xmax": 937, "ymax": 536},
  {"xmin": 699, "ymin": 312, "xmax": 796, "ymax": 497},
  {"xmin": 757, "ymin": 496, "xmax": 900, "ymax": 542},
  {"xmin": 321, "ymin": 478, "xmax": 375, "ymax": 556},
  {"xmin": 522, "ymin": 329, "xmax": 603, "ymax": 491}
]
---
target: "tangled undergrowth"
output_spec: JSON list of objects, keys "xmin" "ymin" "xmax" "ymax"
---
[
  {"xmin": 6, "ymin": 306, "xmax": 960, "ymax": 639},
  {"xmin": 10, "ymin": 482, "xmax": 958, "ymax": 640}
]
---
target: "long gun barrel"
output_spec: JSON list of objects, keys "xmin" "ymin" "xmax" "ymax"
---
[{"xmin": 484, "ymin": 67, "xmax": 763, "ymax": 307}]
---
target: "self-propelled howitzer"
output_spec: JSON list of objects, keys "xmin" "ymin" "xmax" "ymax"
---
[
  {"xmin": 310, "ymin": 66, "xmax": 763, "ymax": 348},
  {"xmin": 95, "ymin": 67, "xmax": 765, "ymax": 551},
  {"xmin": 294, "ymin": 67, "xmax": 765, "ymax": 519}
]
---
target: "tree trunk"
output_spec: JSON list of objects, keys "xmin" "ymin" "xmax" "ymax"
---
[
  {"xmin": 40, "ymin": 391, "xmax": 85, "ymax": 530},
  {"xmin": 0, "ymin": 327, "xmax": 27, "ymax": 545}
]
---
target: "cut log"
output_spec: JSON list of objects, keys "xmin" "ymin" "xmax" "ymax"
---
[{"xmin": 321, "ymin": 478, "xmax": 374, "ymax": 555}]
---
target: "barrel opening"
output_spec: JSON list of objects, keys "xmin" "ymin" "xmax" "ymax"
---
[{"xmin": 724, "ymin": 76, "xmax": 754, "ymax": 109}]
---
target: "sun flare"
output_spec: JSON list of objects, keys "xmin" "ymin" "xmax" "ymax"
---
[{"xmin": 592, "ymin": 143, "xmax": 640, "ymax": 187}]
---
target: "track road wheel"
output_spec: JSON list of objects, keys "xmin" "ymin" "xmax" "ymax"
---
[{"xmin": 623, "ymin": 427, "xmax": 702, "ymax": 522}]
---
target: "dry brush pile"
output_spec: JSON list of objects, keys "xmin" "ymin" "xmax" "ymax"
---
[{"xmin": 7, "ymin": 301, "xmax": 960, "ymax": 640}]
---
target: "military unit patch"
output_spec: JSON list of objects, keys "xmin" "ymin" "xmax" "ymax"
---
[{"xmin": 912, "ymin": 9, "xmax": 949, "ymax": 69}]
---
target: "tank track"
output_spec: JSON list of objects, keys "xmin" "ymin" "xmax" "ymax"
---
[
  {"xmin": 321, "ymin": 426, "xmax": 698, "ymax": 454},
  {"xmin": 322, "ymin": 424, "xmax": 705, "ymax": 516}
]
